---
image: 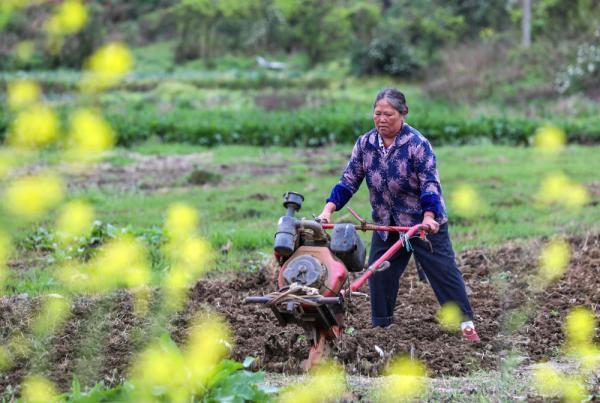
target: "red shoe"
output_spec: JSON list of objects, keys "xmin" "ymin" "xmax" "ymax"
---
[{"xmin": 462, "ymin": 327, "xmax": 480, "ymax": 342}]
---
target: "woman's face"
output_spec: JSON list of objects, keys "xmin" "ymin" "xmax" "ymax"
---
[{"xmin": 373, "ymin": 99, "xmax": 403, "ymax": 137}]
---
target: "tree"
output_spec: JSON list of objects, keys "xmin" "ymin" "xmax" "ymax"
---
[
  {"xmin": 173, "ymin": 0, "xmax": 257, "ymax": 63},
  {"xmin": 273, "ymin": 0, "xmax": 352, "ymax": 67}
]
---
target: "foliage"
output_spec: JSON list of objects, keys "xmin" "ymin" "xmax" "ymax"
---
[
  {"xmin": 58, "ymin": 353, "xmax": 275, "ymax": 402},
  {"xmin": 23, "ymin": 221, "xmax": 166, "ymax": 269},
  {"xmin": 555, "ymin": 29, "xmax": 600, "ymax": 94},
  {"xmin": 350, "ymin": 28, "xmax": 422, "ymax": 77}
]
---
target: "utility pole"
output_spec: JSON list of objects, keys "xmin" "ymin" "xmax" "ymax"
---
[{"xmin": 522, "ymin": 0, "xmax": 531, "ymax": 47}]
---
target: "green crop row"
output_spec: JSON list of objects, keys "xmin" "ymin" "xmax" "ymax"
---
[
  {"xmin": 0, "ymin": 70, "xmax": 332, "ymax": 93},
  {"xmin": 103, "ymin": 103, "xmax": 600, "ymax": 147},
  {"xmin": 2, "ymin": 101, "xmax": 599, "ymax": 147}
]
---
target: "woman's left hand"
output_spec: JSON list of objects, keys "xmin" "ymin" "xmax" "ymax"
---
[{"xmin": 422, "ymin": 215, "xmax": 439, "ymax": 234}]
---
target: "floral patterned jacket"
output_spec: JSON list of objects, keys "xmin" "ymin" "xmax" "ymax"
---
[{"xmin": 326, "ymin": 123, "xmax": 447, "ymax": 238}]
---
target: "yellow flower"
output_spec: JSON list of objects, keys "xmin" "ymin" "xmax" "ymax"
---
[
  {"xmin": 15, "ymin": 40, "xmax": 35, "ymax": 62},
  {"xmin": 564, "ymin": 307, "xmax": 596, "ymax": 347},
  {"xmin": 538, "ymin": 239, "xmax": 570, "ymax": 283},
  {"xmin": 165, "ymin": 203, "xmax": 199, "ymax": 240},
  {"xmin": 130, "ymin": 339, "xmax": 189, "ymax": 401},
  {"xmin": 7, "ymin": 105, "xmax": 59, "ymax": 149},
  {"xmin": 279, "ymin": 361, "xmax": 346, "ymax": 403},
  {"xmin": 563, "ymin": 183, "xmax": 590, "ymax": 209},
  {"xmin": 80, "ymin": 42, "xmax": 133, "ymax": 92},
  {"xmin": 92, "ymin": 236, "xmax": 150, "ymax": 291},
  {"xmin": 4, "ymin": 173, "xmax": 64, "ymax": 220},
  {"xmin": 380, "ymin": 355, "xmax": 428, "ymax": 402},
  {"xmin": 185, "ymin": 315, "xmax": 232, "ymax": 389},
  {"xmin": 56, "ymin": 200, "xmax": 94, "ymax": 242},
  {"xmin": 32, "ymin": 294, "xmax": 71, "ymax": 336},
  {"xmin": 450, "ymin": 184, "xmax": 484, "ymax": 217},
  {"xmin": 66, "ymin": 108, "xmax": 115, "ymax": 160},
  {"xmin": 54, "ymin": 0, "xmax": 87, "ymax": 34},
  {"xmin": 21, "ymin": 376, "xmax": 59, "ymax": 403},
  {"xmin": 533, "ymin": 125, "xmax": 566, "ymax": 155},
  {"xmin": 532, "ymin": 364, "xmax": 563, "ymax": 397},
  {"xmin": 562, "ymin": 377, "xmax": 587, "ymax": 403},
  {"xmin": 7, "ymin": 80, "xmax": 41, "ymax": 110},
  {"xmin": 0, "ymin": 150, "xmax": 16, "ymax": 179},
  {"xmin": 0, "ymin": 232, "xmax": 12, "ymax": 288},
  {"xmin": 537, "ymin": 172, "xmax": 590, "ymax": 209},
  {"xmin": 570, "ymin": 344, "xmax": 600, "ymax": 373},
  {"xmin": 436, "ymin": 302, "xmax": 462, "ymax": 332}
]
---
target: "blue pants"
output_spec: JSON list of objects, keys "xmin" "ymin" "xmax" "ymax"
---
[{"xmin": 368, "ymin": 222, "xmax": 474, "ymax": 327}]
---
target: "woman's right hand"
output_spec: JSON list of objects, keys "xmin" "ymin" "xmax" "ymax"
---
[{"xmin": 317, "ymin": 202, "xmax": 336, "ymax": 223}]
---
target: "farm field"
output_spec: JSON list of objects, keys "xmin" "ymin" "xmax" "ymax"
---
[
  {"xmin": 2, "ymin": 1, "xmax": 600, "ymax": 400},
  {"xmin": 1, "ymin": 142, "xmax": 599, "ymax": 400}
]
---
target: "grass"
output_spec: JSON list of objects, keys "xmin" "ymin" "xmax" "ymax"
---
[{"xmin": 5, "ymin": 142, "xmax": 599, "ymax": 296}]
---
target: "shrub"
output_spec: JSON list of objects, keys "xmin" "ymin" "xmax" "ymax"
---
[{"xmin": 350, "ymin": 33, "xmax": 422, "ymax": 78}]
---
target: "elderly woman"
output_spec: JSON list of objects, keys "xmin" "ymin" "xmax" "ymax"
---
[{"xmin": 318, "ymin": 88, "xmax": 479, "ymax": 341}]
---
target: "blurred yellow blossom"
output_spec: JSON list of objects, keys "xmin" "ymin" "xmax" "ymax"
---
[
  {"xmin": 56, "ymin": 200, "xmax": 94, "ymax": 242},
  {"xmin": 0, "ymin": 232, "xmax": 12, "ymax": 289},
  {"xmin": 7, "ymin": 80, "xmax": 41, "ymax": 110},
  {"xmin": 0, "ymin": 150, "xmax": 16, "ymax": 179},
  {"xmin": 562, "ymin": 377, "xmax": 587, "ymax": 403},
  {"xmin": 538, "ymin": 239, "xmax": 570, "ymax": 283},
  {"xmin": 92, "ymin": 236, "xmax": 150, "ymax": 290},
  {"xmin": 532, "ymin": 364, "xmax": 563, "ymax": 397},
  {"xmin": 186, "ymin": 315, "xmax": 232, "ymax": 389},
  {"xmin": 563, "ymin": 183, "xmax": 590, "ymax": 208},
  {"xmin": 533, "ymin": 125, "xmax": 566, "ymax": 155},
  {"xmin": 21, "ymin": 375, "xmax": 59, "ymax": 403},
  {"xmin": 450, "ymin": 184, "xmax": 484, "ymax": 217},
  {"xmin": 15, "ymin": 40, "xmax": 35, "ymax": 62},
  {"xmin": 380, "ymin": 355, "xmax": 428, "ymax": 402},
  {"xmin": 436, "ymin": 302, "xmax": 462, "ymax": 332},
  {"xmin": 130, "ymin": 340, "xmax": 188, "ymax": 401},
  {"xmin": 279, "ymin": 361, "xmax": 346, "ymax": 403},
  {"xmin": 165, "ymin": 202, "xmax": 199, "ymax": 240},
  {"xmin": 163, "ymin": 266, "xmax": 190, "ymax": 310},
  {"xmin": 564, "ymin": 307, "xmax": 596, "ymax": 347},
  {"xmin": 45, "ymin": 0, "xmax": 87, "ymax": 35},
  {"xmin": 571, "ymin": 344, "xmax": 600, "ymax": 373},
  {"xmin": 32, "ymin": 294, "xmax": 70, "ymax": 336},
  {"xmin": 7, "ymin": 105, "xmax": 58, "ymax": 149},
  {"xmin": 66, "ymin": 108, "xmax": 115, "ymax": 160},
  {"xmin": 80, "ymin": 42, "xmax": 133, "ymax": 92},
  {"xmin": 4, "ymin": 173, "xmax": 64, "ymax": 220},
  {"xmin": 180, "ymin": 237, "xmax": 212, "ymax": 268},
  {"xmin": 537, "ymin": 172, "xmax": 590, "ymax": 209}
]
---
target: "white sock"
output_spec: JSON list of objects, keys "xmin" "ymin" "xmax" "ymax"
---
[{"xmin": 461, "ymin": 321, "xmax": 475, "ymax": 331}]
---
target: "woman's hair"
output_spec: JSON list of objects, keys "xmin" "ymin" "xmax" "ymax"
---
[{"xmin": 373, "ymin": 88, "xmax": 409, "ymax": 115}]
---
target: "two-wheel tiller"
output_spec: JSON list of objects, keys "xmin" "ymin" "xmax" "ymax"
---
[{"xmin": 245, "ymin": 192, "xmax": 429, "ymax": 369}]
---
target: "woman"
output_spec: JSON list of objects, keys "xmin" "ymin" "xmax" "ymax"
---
[{"xmin": 318, "ymin": 88, "xmax": 479, "ymax": 341}]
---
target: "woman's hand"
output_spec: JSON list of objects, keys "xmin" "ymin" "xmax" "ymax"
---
[
  {"xmin": 317, "ymin": 202, "xmax": 336, "ymax": 223},
  {"xmin": 422, "ymin": 213, "xmax": 439, "ymax": 234}
]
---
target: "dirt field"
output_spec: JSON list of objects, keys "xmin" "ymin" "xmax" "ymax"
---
[{"xmin": 2, "ymin": 234, "xmax": 598, "ymax": 396}]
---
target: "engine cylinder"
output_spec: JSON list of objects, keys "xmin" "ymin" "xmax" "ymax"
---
[{"xmin": 281, "ymin": 255, "xmax": 326, "ymax": 289}]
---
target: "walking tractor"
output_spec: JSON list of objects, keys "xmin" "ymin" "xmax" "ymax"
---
[{"xmin": 245, "ymin": 191, "xmax": 430, "ymax": 369}]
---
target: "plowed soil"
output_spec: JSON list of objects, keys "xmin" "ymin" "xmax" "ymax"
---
[
  {"xmin": 174, "ymin": 234, "xmax": 600, "ymax": 377},
  {"xmin": 1, "ymin": 234, "xmax": 598, "ymax": 392}
]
